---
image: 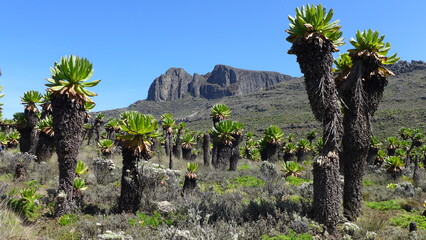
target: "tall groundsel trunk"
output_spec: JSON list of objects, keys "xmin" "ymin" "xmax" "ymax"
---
[
  {"xmin": 52, "ymin": 94, "xmax": 85, "ymax": 216},
  {"xmin": 290, "ymin": 35, "xmax": 343, "ymax": 233},
  {"xmin": 119, "ymin": 147, "xmax": 142, "ymax": 212},
  {"xmin": 340, "ymin": 58, "xmax": 387, "ymax": 220}
]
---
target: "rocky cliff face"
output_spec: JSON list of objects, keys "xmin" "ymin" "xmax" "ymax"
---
[{"xmin": 147, "ymin": 65, "xmax": 294, "ymax": 101}]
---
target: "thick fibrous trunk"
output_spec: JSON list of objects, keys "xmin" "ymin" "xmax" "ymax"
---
[
  {"xmin": 229, "ymin": 134, "xmax": 243, "ymax": 171},
  {"xmin": 182, "ymin": 173, "xmax": 197, "ymax": 195},
  {"xmin": 167, "ymin": 133, "xmax": 173, "ymax": 169},
  {"xmin": 52, "ymin": 94, "xmax": 85, "ymax": 217},
  {"xmin": 260, "ymin": 143, "xmax": 280, "ymax": 163},
  {"xmin": 203, "ymin": 133, "xmax": 211, "ymax": 166},
  {"xmin": 35, "ymin": 132, "xmax": 54, "ymax": 163},
  {"xmin": 173, "ymin": 130, "xmax": 183, "ymax": 159},
  {"xmin": 366, "ymin": 147, "xmax": 379, "ymax": 165},
  {"xmin": 340, "ymin": 57, "xmax": 387, "ymax": 221},
  {"xmin": 182, "ymin": 147, "xmax": 192, "ymax": 161},
  {"xmin": 283, "ymin": 153, "xmax": 295, "ymax": 162},
  {"xmin": 119, "ymin": 147, "xmax": 142, "ymax": 212},
  {"xmin": 17, "ymin": 126, "xmax": 31, "ymax": 153},
  {"xmin": 24, "ymin": 110, "xmax": 39, "ymax": 153},
  {"xmin": 213, "ymin": 143, "xmax": 233, "ymax": 170},
  {"xmin": 290, "ymin": 35, "xmax": 343, "ymax": 233}
]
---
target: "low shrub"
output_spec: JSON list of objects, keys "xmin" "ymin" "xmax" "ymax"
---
[
  {"xmin": 389, "ymin": 213, "xmax": 426, "ymax": 230},
  {"xmin": 365, "ymin": 199, "xmax": 402, "ymax": 211}
]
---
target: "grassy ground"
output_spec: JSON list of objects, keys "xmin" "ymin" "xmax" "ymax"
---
[{"xmin": 1, "ymin": 138, "xmax": 426, "ymax": 240}]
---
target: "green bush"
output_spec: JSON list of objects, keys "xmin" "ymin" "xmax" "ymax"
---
[
  {"xmin": 389, "ymin": 213, "xmax": 426, "ymax": 229},
  {"xmin": 7, "ymin": 181, "xmax": 42, "ymax": 222},
  {"xmin": 232, "ymin": 175, "xmax": 265, "ymax": 188},
  {"xmin": 58, "ymin": 214, "xmax": 79, "ymax": 226},
  {"xmin": 262, "ymin": 229, "xmax": 313, "ymax": 240},
  {"xmin": 365, "ymin": 199, "xmax": 402, "ymax": 211},
  {"xmin": 129, "ymin": 211, "xmax": 172, "ymax": 228},
  {"xmin": 286, "ymin": 176, "xmax": 312, "ymax": 186}
]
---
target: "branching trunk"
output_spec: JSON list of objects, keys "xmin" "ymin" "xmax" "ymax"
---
[{"xmin": 52, "ymin": 94, "xmax": 85, "ymax": 217}]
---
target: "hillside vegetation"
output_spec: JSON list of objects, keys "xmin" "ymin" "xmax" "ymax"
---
[{"xmin": 101, "ymin": 60, "xmax": 426, "ymax": 138}]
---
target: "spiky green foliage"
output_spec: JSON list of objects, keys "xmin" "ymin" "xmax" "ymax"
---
[
  {"xmin": 349, "ymin": 29, "xmax": 399, "ymax": 65},
  {"xmin": 281, "ymin": 161, "xmax": 305, "ymax": 177},
  {"xmin": 186, "ymin": 162, "xmax": 199, "ymax": 173},
  {"xmin": 296, "ymin": 139, "xmax": 310, "ymax": 151},
  {"xmin": 161, "ymin": 113, "xmax": 175, "ymax": 133},
  {"xmin": 95, "ymin": 113, "xmax": 105, "ymax": 121},
  {"xmin": 287, "ymin": 133, "xmax": 295, "ymax": 143},
  {"xmin": 45, "ymin": 55, "xmax": 100, "ymax": 103},
  {"xmin": 286, "ymin": 4, "xmax": 344, "ymax": 50},
  {"xmin": 21, "ymin": 90, "xmax": 42, "ymax": 112},
  {"xmin": 386, "ymin": 137, "xmax": 399, "ymax": 149},
  {"xmin": 37, "ymin": 116, "xmax": 54, "ymax": 137},
  {"xmin": 333, "ymin": 53, "xmax": 353, "ymax": 73},
  {"xmin": 0, "ymin": 132, "xmax": 7, "ymax": 146},
  {"xmin": 385, "ymin": 156, "xmax": 405, "ymax": 175},
  {"xmin": 262, "ymin": 125, "xmax": 284, "ymax": 145},
  {"xmin": 182, "ymin": 133, "xmax": 196, "ymax": 149},
  {"xmin": 7, "ymin": 181, "xmax": 42, "ymax": 221},
  {"xmin": 118, "ymin": 111, "xmax": 160, "ymax": 156},
  {"xmin": 75, "ymin": 160, "xmax": 89, "ymax": 176},
  {"xmin": 104, "ymin": 118, "xmax": 120, "ymax": 130},
  {"xmin": 370, "ymin": 136, "xmax": 382, "ymax": 148},
  {"xmin": 13, "ymin": 112, "xmax": 26, "ymax": 127},
  {"xmin": 98, "ymin": 139, "xmax": 114, "ymax": 149},
  {"xmin": 210, "ymin": 120, "xmax": 243, "ymax": 145},
  {"xmin": 73, "ymin": 178, "xmax": 87, "ymax": 191},
  {"xmin": 284, "ymin": 142, "xmax": 297, "ymax": 155},
  {"xmin": 210, "ymin": 104, "xmax": 232, "ymax": 122}
]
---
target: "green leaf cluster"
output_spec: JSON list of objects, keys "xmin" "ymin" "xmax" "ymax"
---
[
  {"xmin": 57, "ymin": 214, "xmax": 79, "ymax": 226},
  {"xmin": 21, "ymin": 90, "xmax": 43, "ymax": 112},
  {"xmin": 262, "ymin": 125, "xmax": 284, "ymax": 145},
  {"xmin": 281, "ymin": 161, "xmax": 305, "ymax": 177},
  {"xmin": 45, "ymin": 55, "xmax": 100, "ymax": 103},
  {"xmin": 211, "ymin": 120, "xmax": 244, "ymax": 145},
  {"xmin": 210, "ymin": 103, "xmax": 232, "ymax": 121},
  {"xmin": 7, "ymin": 182, "xmax": 42, "ymax": 222},
  {"xmin": 186, "ymin": 162, "xmax": 199, "ymax": 173},
  {"xmin": 119, "ymin": 111, "xmax": 160, "ymax": 156},
  {"xmin": 349, "ymin": 29, "xmax": 399, "ymax": 65},
  {"xmin": 286, "ymin": 4, "xmax": 344, "ymax": 49}
]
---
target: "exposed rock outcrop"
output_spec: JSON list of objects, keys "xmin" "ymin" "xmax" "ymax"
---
[
  {"xmin": 147, "ymin": 65, "xmax": 294, "ymax": 101},
  {"xmin": 388, "ymin": 60, "xmax": 426, "ymax": 75}
]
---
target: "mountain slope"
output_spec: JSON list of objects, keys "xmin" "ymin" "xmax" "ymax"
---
[{"xmin": 101, "ymin": 60, "xmax": 426, "ymax": 138}]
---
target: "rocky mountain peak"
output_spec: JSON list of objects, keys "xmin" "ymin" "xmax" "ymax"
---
[{"xmin": 147, "ymin": 65, "xmax": 294, "ymax": 101}]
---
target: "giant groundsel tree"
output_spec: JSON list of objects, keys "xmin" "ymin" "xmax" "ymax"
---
[
  {"xmin": 45, "ymin": 55, "xmax": 100, "ymax": 216},
  {"xmin": 335, "ymin": 29, "xmax": 399, "ymax": 220},
  {"xmin": 118, "ymin": 111, "xmax": 160, "ymax": 212},
  {"xmin": 286, "ymin": 4, "xmax": 344, "ymax": 233}
]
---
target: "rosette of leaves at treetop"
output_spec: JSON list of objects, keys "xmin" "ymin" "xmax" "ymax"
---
[
  {"xmin": 286, "ymin": 4, "xmax": 344, "ymax": 53},
  {"xmin": 21, "ymin": 90, "xmax": 43, "ymax": 113},
  {"xmin": 210, "ymin": 120, "xmax": 244, "ymax": 145},
  {"xmin": 118, "ymin": 111, "xmax": 160, "ymax": 158},
  {"xmin": 45, "ymin": 55, "xmax": 100, "ymax": 103},
  {"xmin": 37, "ymin": 115, "xmax": 54, "ymax": 137},
  {"xmin": 337, "ymin": 29, "xmax": 400, "ymax": 78}
]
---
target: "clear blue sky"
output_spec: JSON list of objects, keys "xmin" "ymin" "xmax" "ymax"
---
[{"xmin": 1, "ymin": 0, "xmax": 424, "ymax": 118}]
